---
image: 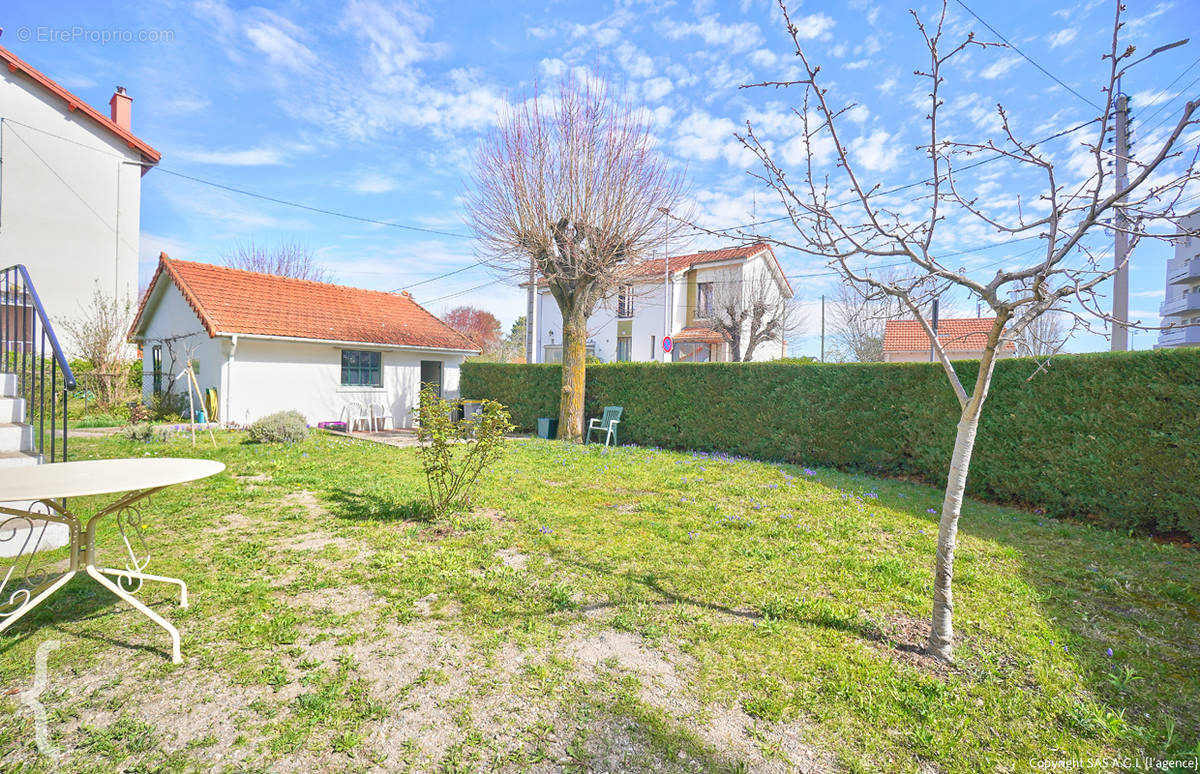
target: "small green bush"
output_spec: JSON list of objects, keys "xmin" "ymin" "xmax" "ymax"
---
[
  {"xmin": 121, "ymin": 421, "xmax": 168, "ymax": 443},
  {"xmin": 248, "ymin": 410, "xmax": 309, "ymax": 444},
  {"xmin": 415, "ymin": 386, "xmax": 514, "ymax": 519}
]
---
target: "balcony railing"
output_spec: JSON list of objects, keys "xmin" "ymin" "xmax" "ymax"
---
[
  {"xmin": 0, "ymin": 265, "xmax": 76, "ymax": 463},
  {"xmin": 1156, "ymin": 325, "xmax": 1200, "ymax": 347},
  {"xmin": 1167, "ymin": 257, "xmax": 1200, "ymax": 284},
  {"xmin": 1159, "ymin": 293, "xmax": 1200, "ymax": 317}
]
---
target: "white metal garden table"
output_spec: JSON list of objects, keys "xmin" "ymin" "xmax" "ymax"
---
[{"xmin": 0, "ymin": 458, "xmax": 225, "ymax": 663}]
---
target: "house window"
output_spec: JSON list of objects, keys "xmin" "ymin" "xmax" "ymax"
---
[
  {"xmin": 341, "ymin": 350, "xmax": 382, "ymax": 387},
  {"xmin": 543, "ymin": 345, "xmax": 596, "ymax": 363},
  {"xmin": 616, "ymin": 336, "xmax": 632, "ymax": 362},
  {"xmin": 151, "ymin": 345, "xmax": 163, "ymax": 394},
  {"xmin": 617, "ymin": 285, "xmax": 634, "ymax": 318},
  {"xmin": 695, "ymin": 282, "xmax": 713, "ymax": 319}
]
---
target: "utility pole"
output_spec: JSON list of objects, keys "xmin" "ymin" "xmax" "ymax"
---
[
  {"xmin": 525, "ymin": 258, "xmax": 537, "ymax": 363},
  {"xmin": 820, "ymin": 294, "xmax": 825, "ymax": 362},
  {"xmin": 663, "ymin": 209, "xmax": 670, "ymax": 363},
  {"xmin": 1112, "ymin": 92, "xmax": 1130, "ymax": 351},
  {"xmin": 1108, "ymin": 38, "xmax": 1188, "ymax": 351}
]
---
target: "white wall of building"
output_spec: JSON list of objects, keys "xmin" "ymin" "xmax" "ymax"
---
[
  {"xmin": 137, "ymin": 280, "xmax": 466, "ymax": 427},
  {"xmin": 533, "ymin": 255, "xmax": 790, "ymax": 363},
  {"xmin": 0, "ymin": 71, "xmax": 144, "ymax": 332}
]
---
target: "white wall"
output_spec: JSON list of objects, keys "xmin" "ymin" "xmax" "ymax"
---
[
  {"xmin": 138, "ymin": 280, "xmax": 466, "ymax": 427},
  {"xmin": 0, "ymin": 71, "xmax": 144, "ymax": 333}
]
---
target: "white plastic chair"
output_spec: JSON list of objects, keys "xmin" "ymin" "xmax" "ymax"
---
[
  {"xmin": 370, "ymin": 403, "xmax": 393, "ymax": 431},
  {"xmin": 340, "ymin": 403, "xmax": 371, "ymax": 432}
]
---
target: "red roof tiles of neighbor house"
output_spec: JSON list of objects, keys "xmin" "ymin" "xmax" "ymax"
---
[
  {"xmin": 882, "ymin": 317, "xmax": 1016, "ymax": 352},
  {"xmin": 0, "ymin": 44, "xmax": 161, "ymax": 164},
  {"xmin": 626, "ymin": 242, "xmax": 794, "ymax": 295},
  {"xmin": 131, "ymin": 256, "xmax": 480, "ymax": 352},
  {"xmin": 672, "ymin": 326, "xmax": 727, "ymax": 344}
]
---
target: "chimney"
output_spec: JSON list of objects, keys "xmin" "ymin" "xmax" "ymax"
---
[{"xmin": 109, "ymin": 86, "xmax": 132, "ymax": 130}]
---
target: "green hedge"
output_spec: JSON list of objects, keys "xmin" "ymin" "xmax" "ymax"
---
[{"xmin": 462, "ymin": 349, "xmax": 1200, "ymax": 539}]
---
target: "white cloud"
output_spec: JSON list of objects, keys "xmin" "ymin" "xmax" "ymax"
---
[
  {"xmin": 351, "ymin": 174, "xmax": 400, "ymax": 194},
  {"xmin": 845, "ymin": 59, "xmax": 872, "ymax": 70},
  {"xmin": 674, "ymin": 110, "xmax": 745, "ymax": 165},
  {"xmin": 793, "ymin": 13, "xmax": 836, "ymax": 41},
  {"xmin": 662, "ymin": 15, "xmax": 763, "ymax": 53},
  {"xmin": 642, "ymin": 77, "xmax": 674, "ymax": 101},
  {"xmin": 244, "ymin": 10, "xmax": 318, "ymax": 73},
  {"xmin": 850, "ymin": 130, "xmax": 901, "ymax": 172},
  {"xmin": 539, "ymin": 57, "xmax": 568, "ymax": 78},
  {"xmin": 615, "ymin": 42, "xmax": 655, "ymax": 79},
  {"xmin": 175, "ymin": 147, "xmax": 288, "ymax": 166},
  {"xmin": 1048, "ymin": 28, "xmax": 1077, "ymax": 48},
  {"xmin": 749, "ymin": 49, "xmax": 778, "ymax": 69},
  {"xmin": 980, "ymin": 56, "xmax": 1022, "ymax": 80}
]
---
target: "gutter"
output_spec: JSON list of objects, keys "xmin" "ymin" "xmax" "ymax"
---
[{"xmin": 213, "ymin": 331, "xmax": 480, "ymax": 356}]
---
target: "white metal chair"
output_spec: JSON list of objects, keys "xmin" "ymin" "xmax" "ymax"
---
[
  {"xmin": 370, "ymin": 403, "xmax": 393, "ymax": 431},
  {"xmin": 340, "ymin": 403, "xmax": 371, "ymax": 432},
  {"xmin": 586, "ymin": 406, "xmax": 623, "ymax": 446}
]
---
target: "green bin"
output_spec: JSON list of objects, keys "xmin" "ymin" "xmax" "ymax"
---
[{"xmin": 536, "ymin": 417, "xmax": 558, "ymax": 439}]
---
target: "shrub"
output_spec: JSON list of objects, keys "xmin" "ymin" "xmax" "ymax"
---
[
  {"xmin": 149, "ymin": 391, "xmax": 189, "ymax": 421},
  {"xmin": 248, "ymin": 410, "xmax": 309, "ymax": 444},
  {"xmin": 462, "ymin": 349, "xmax": 1200, "ymax": 539},
  {"xmin": 414, "ymin": 386, "xmax": 514, "ymax": 519},
  {"xmin": 121, "ymin": 421, "xmax": 167, "ymax": 443}
]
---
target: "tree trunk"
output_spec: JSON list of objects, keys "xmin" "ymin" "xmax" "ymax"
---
[
  {"xmin": 926, "ymin": 339, "xmax": 1002, "ymax": 662},
  {"xmin": 557, "ymin": 306, "xmax": 588, "ymax": 443}
]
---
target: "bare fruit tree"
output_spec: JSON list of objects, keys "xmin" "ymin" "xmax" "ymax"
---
[
  {"xmin": 466, "ymin": 76, "xmax": 690, "ymax": 441},
  {"xmin": 728, "ymin": 1, "xmax": 1199, "ymax": 661},
  {"xmin": 223, "ymin": 239, "xmax": 329, "ymax": 282},
  {"xmin": 704, "ymin": 274, "xmax": 794, "ymax": 361},
  {"xmin": 61, "ymin": 286, "xmax": 135, "ymax": 407}
]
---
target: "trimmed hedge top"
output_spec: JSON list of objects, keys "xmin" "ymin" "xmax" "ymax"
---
[{"xmin": 462, "ymin": 349, "xmax": 1200, "ymax": 539}]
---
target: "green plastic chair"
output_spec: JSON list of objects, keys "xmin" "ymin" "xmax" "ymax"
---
[{"xmin": 586, "ymin": 406, "xmax": 623, "ymax": 446}]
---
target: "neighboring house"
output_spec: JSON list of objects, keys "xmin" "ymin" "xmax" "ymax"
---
[
  {"xmin": 1156, "ymin": 209, "xmax": 1200, "ymax": 349},
  {"xmin": 533, "ymin": 242, "xmax": 793, "ymax": 363},
  {"xmin": 128, "ymin": 256, "xmax": 479, "ymax": 427},
  {"xmin": 0, "ymin": 45, "xmax": 160, "ymax": 332},
  {"xmin": 882, "ymin": 317, "xmax": 1016, "ymax": 362}
]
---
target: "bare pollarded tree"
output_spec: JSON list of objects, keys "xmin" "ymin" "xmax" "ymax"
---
[
  {"xmin": 704, "ymin": 274, "xmax": 795, "ymax": 361},
  {"xmin": 466, "ymin": 76, "xmax": 690, "ymax": 441},
  {"xmin": 829, "ymin": 276, "xmax": 907, "ymax": 362},
  {"xmin": 721, "ymin": 1, "xmax": 1199, "ymax": 661},
  {"xmin": 1014, "ymin": 307, "xmax": 1070, "ymax": 357},
  {"xmin": 222, "ymin": 239, "xmax": 330, "ymax": 282}
]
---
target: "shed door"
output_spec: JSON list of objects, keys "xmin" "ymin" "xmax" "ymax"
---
[{"xmin": 420, "ymin": 360, "xmax": 443, "ymax": 397}]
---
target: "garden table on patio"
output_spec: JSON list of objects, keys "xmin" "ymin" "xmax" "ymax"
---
[{"xmin": 0, "ymin": 458, "xmax": 225, "ymax": 663}]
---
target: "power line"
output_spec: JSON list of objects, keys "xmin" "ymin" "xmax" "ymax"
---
[
  {"xmin": 952, "ymin": 0, "xmax": 1104, "ymax": 111},
  {"xmin": 157, "ymin": 168, "xmax": 473, "ymax": 239},
  {"xmin": 420, "ymin": 280, "xmax": 497, "ymax": 305}
]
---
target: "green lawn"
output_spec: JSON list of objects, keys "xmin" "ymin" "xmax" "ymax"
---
[{"xmin": 0, "ymin": 431, "xmax": 1196, "ymax": 773}]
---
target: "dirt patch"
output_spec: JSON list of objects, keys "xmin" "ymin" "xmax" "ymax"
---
[
  {"xmin": 494, "ymin": 548, "xmax": 528, "ymax": 570},
  {"xmin": 872, "ymin": 612, "xmax": 961, "ymax": 680},
  {"xmin": 562, "ymin": 628, "xmax": 835, "ymax": 773},
  {"xmin": 288, "ymin": 584, "xmax": 381, "ymax": 614},
  {"xmin": 234, "ymin": 473, "xmax": 272, "ymax": 483},
  {"xmin": 280, "ymin": 490, "xmax": 324, "ymax": 517},
  {"xmin": 606, "ymin": 503, "xmax": 639, "ymax": 514},
  {"xmin": 211, "ymin": 511, "xmax": 257, "ymax": 534},
  {"xmin": 277, "ymin": 530, "xmax": 351, "ymax": 552}
]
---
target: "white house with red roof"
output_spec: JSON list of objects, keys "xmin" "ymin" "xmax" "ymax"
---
[
  {"xmin": 533, "ymin": 242, "xmax": 794, "ymax": 363},
  {"xmin": 882, "ymin": 317, "xmax": 1016, "ymax": 362},
  {"xmin": 0, "ymin": 45, "xmax": 160, "ymax": 326},
  {"xmin": 128, "ymin": 256, "xmax": 480, "ymax": 428}
]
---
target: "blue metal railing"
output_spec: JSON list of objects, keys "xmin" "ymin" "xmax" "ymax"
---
[{"xmin": 0, "ymin": 265, "xmax": 76, "ymax": 463}]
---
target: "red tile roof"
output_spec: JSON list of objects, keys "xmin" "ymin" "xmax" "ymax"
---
[
  {"xmin": 130, "ymin": 256, "xmax": 479, "ymax": 352},
  {"xmin": 672, "ymin": 326, "xmax": 727, "ymax": 344},
  {"xmin": 625, "ymin": 242, "xmax": 794, "ymax": 296},
  {"xmin": 883, "ymin": 317, "xmax": 1016, "ymax": 352},
  {"xmin": 0, "ymin": 45, "xmax": 161, "ymax": 165}
]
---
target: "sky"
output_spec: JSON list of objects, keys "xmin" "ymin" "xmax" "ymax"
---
[{"xmin": 3, "ymin": 0, "xmax": 1198, "ymax": 357}]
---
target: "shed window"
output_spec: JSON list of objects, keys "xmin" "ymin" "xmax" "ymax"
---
[{"xmin": 341, "ymin": 350, "xmax": 382, "ymax": 387}]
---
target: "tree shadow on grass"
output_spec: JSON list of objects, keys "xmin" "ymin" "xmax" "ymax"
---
[{"xmin": 325, "ymin": 488, "xmax": 435, "ymax": 523}]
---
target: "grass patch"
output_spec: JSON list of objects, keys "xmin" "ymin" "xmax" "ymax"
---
[{"xmin": 0, "ymin": 431, "xmax": 1195, "ymax": 772}]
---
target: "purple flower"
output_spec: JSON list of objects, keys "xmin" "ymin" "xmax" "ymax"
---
[
  {"xmin": 803, "ymin": 468, "xmax": 816, "ymax": 476},
  {"xmin": 538, "ymin": 526, "xmax": 553, "ymax": 534},
  {"xmin": 1106, "ymin": 648, "xmax": 1113, "ymax": 657},
  {"xmin": 926, "ymin": 508, "xmax": 937, "ymax": 514}
]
